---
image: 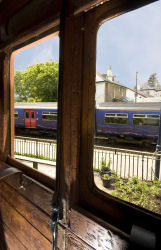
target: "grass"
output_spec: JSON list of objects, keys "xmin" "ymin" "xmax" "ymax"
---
[{"xmin": 14, "ymin": 152, "xmax": 56, "ymax": 162}]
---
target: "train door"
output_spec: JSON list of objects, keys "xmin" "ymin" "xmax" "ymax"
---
[{"xmin": 25, "ymin": 110, "xmax": 36, "ymax": 128}]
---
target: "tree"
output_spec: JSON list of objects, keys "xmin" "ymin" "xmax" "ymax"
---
[
  {"xmin": 14, "ymin": 60, "xmax": 59, "ymax": 102},
  {"xmin": 147, "ymin": 73, "xmax": 159, "ymax": 88}
]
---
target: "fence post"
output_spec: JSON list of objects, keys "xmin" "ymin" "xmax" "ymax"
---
[
  {"xmin": 155, "ymin": 153, "xmax": 160, "ymax": 180},
  {"xmin": 142, "ymin": 155, "xmax": 144, "ymax": 180},
  {"xmin": 155, "ymin": 105, "xmax": 161, "ymax": 179},
  {"xmin": 33, "ymin": 162, "xmax": 38, "ymax": 169}
]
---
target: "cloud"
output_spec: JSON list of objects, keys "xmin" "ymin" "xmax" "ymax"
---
[
  {"xmin": 14, "ymin": 36, "xmax": 59, "ymax": 70},
  {"xmin": 96, "ymin": 1, "xmax": 161, "ymax": 88}
]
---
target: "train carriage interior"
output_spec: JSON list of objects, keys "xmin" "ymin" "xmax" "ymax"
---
[{"xmin": 0, "ymin": 0, "xmax": 161, "ymax": 249}]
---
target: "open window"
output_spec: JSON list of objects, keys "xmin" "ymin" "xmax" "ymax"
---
[
  {"xmin": 80, "ymin": 0, "xmax": 161, "ymax": 238},
  {"xmin": 9, "ymin": 32, "xmax": 59, "ymax": 187}
]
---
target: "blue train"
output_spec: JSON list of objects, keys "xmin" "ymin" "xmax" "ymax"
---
[
  {"xmin": 15, "ymin": 102, "xmax": 57, "ymax": 136},
  {"xmin": 15, "ymin": 102, "xmax": 161, "ymax": 144}
]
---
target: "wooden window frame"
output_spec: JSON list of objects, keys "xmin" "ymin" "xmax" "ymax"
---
[
  {"xmin": 79, "ymin": 0, "xmax": 161, "ymax": 236},
  {"xmin": 8, "ymin": 30, "xmax": 59, "ymax": 190}
]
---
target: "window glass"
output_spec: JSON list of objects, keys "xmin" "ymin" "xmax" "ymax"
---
[
  {"xmin": 94, "ymin": 1, "xmax": 161, "ymax": 215},
  {"xmin": 14, "ymin": 111, "xmax": 18, "ymax": 119},
  {"xmin": 26, "ymin": 112, "xmax": 29, "ymax": 119},
  {"xmin": 105, "ymin": 113, "xmax": 128, "ymax": 124},
  {"xmin": 31, "ymin": 112, "xmax": 35, "ymax": 119},
  {"xmin": 42, "ymin": 111, "xmax": 57, "ymax": 121},
  {"xmin": 14, "ymin": 35, "xmax": 59, "ymax": 179},
  {"xmin": 133, "ymin": 114, "xmax": 160, "ymax": 126}
]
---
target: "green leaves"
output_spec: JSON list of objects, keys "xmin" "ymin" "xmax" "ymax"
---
[
  {"xmin": 14, "ymin": 60, "xmax": 59, "ymax": 102},
  {"xmin": 113, "ymin": 176, "xmax": 161, "ymax": 213}
]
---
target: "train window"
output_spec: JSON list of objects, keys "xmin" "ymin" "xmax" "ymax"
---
[
  {"xmin": 133, "ymin": 114, "xmax": 159, "ymax": 126},
  {"xmin": 12, "ymin": 34, "xmax": 59, "ymax": 180},
  {"xmin": 105, "ymin": 113, "xmax": 128, "ymax": 124},
  {"xmin": 26, "ymin": 112, "xmax": 29, "ymax": 119},
  {"xmin": 92, "ymin": 0, "xmax": 161, "ymax": 225},
  {"xmin": 31, "ymin": 112, "xmax": 35, "ymax": 119},
  {"xmin": 14, "ymin": 111, "xmax": 19, "ymax": 119},
  {"xmin": 42, "ymin": 111, "xmax": 57, "ymax": 121}
]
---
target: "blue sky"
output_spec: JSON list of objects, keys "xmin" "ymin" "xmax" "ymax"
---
[
  {"xmin": 14, "ymin": 1, "xmax": 161, "ymax": 89},
  {"xmin": 14, "ymin": 36, "xmax": 59, "ymax": 69}
]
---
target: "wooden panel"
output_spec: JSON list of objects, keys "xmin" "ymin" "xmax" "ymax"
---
[
  {"xmin": 0, "ymin": 197, "xmax": 52, "ymax": 249},
  {"xmin": 3, "ymin": 173, "xmax": 53, "ymax": 215},
  {"xmin": 57, "ymin": 224, "xmax": 65, "ymax": 250},
  {"xmin": 0, "ymin": 181, "xmax": 52, "ymax": 242},
  {"xmin": 66, "ymin": 230, "xmax": 94, "ymax": 250},
  {"xmin": 69, "ymin": 209, "xmax": 128, "ymax": 249},
  {"xmin": 0, "ymin": 52, "xmax": 10, "ymax": 161},
  {"xmin": 8, "ymin": 157, "xmax": 56, "ymax": 190},
  {"xmin": 3, "ymin": 224, "xmax": 26, "ymax": 250}
]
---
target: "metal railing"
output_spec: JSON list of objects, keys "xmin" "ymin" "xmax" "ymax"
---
[
  {"xmin": 14, "ymin": 136, "xmax": 161, "ymax": 180},
  {"xmin": 14, "ymin": 136, "xmax": 57, "ymax": 161},
  {"xmin": 93, "ymin": 146, "xmax": 161, "ymax": 181}
]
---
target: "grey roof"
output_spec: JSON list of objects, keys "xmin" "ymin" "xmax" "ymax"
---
[
  {"xmin": 97, "ymin": 102, "xmax": 161, "ymax": 111},
  {"xmin": 15, "ymin": 102, "xmax": 57, "ymax": 109}
]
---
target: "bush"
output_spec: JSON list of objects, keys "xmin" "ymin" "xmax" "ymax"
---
[{"xmin": 100, "ymin": 157, "xmax": 112, "ymax": 171}]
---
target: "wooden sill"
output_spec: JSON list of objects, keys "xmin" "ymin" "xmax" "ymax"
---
[{"xmin": 7, "ymin": 156, "xmax": 56, "ymax": 190}]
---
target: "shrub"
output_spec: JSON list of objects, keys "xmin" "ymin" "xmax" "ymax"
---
[{"xmin": 100, "ymin": 157, "xmax": 112, "ymax": 171}]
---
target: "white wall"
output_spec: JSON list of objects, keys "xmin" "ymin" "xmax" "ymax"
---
[{"xmin": 95, "ymin": 82, "xmax": 105, "ymax": 104}]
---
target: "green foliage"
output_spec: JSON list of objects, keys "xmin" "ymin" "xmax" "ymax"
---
[
  {"xmin": 147, "ymin": 73, "xmax": 159, "ymax": 88},
  {"xmin": 111, "ymin": 170, "xmax": 119, "ymax": 180},
  {"xmin": 103, "ymin": 173, "xmax": 111, "ymax": 180},
  {"xmin": 14, "ymin": 60, "xmax": 59, "ymax": 102},
  {"xmin": 93, "ymin": 167, "xmax": 99, "ymax": 172},
  {"xmin": 100, "ymin": 157, "xmax": 112, "ymax": 171},
  {"xmin": 14, "ymin": 152, "xmax": 56, "ymax": 162},
  {"xmin": 112, "ymin": 176, "xmax": 161, "ymax": 212}
]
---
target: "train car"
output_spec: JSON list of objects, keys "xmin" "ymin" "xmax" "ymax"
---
[
  {"xmin": 96, "ymin": 102, "xmax": 161, "ymax": 144},
  {"xmin": 15, "ymin": 102, "xmax": 161, "ymax": 144},
  {"xmin": 0, "ymin": 0, "xmax": 161, "ymax": 249},
  {"xmin": 15, "ymin": 102, "xmax": 57, "ymax": 135}
]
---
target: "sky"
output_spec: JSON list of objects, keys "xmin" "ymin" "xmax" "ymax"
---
[{"xmin": 14, "ymin": 1, "xmax": 161, "ymax": 89}]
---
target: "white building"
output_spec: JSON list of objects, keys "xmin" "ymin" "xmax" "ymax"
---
[{"xmin": 96, "ymin": 65, "xmax": 146, "ymax": 104}]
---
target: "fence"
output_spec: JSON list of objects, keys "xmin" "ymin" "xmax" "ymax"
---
[
  {"xmin": 94, "ymin": 146, "xmax": 161, "ymax": 181},
  {"xmin": 14, "ymin": 137, "xmax": 161, "ymax": 181},
  {"xmin": 14, "ymin": 136, "xmax": 57, "ymax": 161}
]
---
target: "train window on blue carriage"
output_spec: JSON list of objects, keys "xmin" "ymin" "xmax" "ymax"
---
[
  {"xmin": 26, "ymin": 112, "xmax": 29, "ymax": 119},
  {"xmin": 133, "ymin": 114, "xmax": 159, "ymax": 126},
  {"xmin": 31, "ymin": 112, "xmax": 35, "ymax": 119},
  {"xmin": 104, "ymin": 113, "xmax": 128, "ymax": 125},
  {"xmin": 42, "ymin": 111, "xmax": 57, "ymax": 121},
  {"xmin": 93, "ymin": 0, "xmax": 161, "ymax": 217},
  {"xmin": 13, "ymin": 34, "xmax": 59, "ymax": 180},
  {"xmin": 14, "ymin": 111, "xmax": 19, "ymax": 119}
]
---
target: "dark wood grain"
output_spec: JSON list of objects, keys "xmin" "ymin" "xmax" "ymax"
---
[
  {"xmin": 3, "ymin": 224, "xmax": 27, "ymax": 250},
  {"xmin": 69, "ymin": 209, "xmax": 128, "ymax": 249},
  {"xmin": 0, "ymin": 181, "xmax": 52, "ymax": 241},
  {"xmin": 0, "ymin": 197, "xmax": 52, "ymax": 249}
]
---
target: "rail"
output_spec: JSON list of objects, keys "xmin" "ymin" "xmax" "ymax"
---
[{"xmin": 14, "ymin": 136, "xmax": 161, "ymax": 180}]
